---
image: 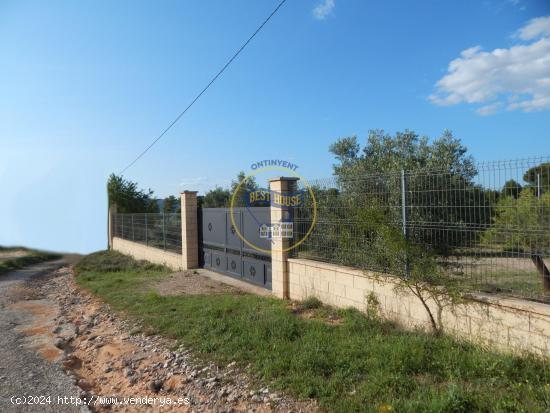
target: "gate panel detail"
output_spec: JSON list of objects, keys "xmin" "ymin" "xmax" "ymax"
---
[{"xmin": 200, "ymin": 207, "xmax": 272, "ymax": 289}]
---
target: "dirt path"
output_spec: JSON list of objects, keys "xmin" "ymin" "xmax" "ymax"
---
[
  {"xmin": 0, "ymin": 260, "xmax": 87, "ymax": 413},
  {"xmin": 0, "ymin": 262, "xmax": 317, "ymax": 412}
]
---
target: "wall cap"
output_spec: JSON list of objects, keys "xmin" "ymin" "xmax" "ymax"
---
[
  {"xmin": 466, "ymin": 293, "xmax": 550, "ymax": 318},
  {"xmin": 268, "ymin": 177, "xmax": 300, "ymax": 182}
]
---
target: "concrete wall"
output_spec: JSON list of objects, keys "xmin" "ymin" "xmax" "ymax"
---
[
  {"xmin": 288, "ymin": 258, "xmax": 550, "ymax": 356},
  {"xmin": 112, "ymin": 237, "xmax": 182, "ymax": 271}
]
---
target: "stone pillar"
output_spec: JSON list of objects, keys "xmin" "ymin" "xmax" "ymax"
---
[
  {"xmin": 269, "ymin": 177, "xmax": 299, "ymax": 299},
  {"xmin": 108, "ymin": 204, "xmax": 117, "ymax": 250},
  {"xmin": 180, "ymin": 191, "xmax": 199, "ymax": 270}
]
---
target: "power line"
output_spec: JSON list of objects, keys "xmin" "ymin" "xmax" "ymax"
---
[{"xmin": 120, "ymin": 0, "xmax": 288, "ymax": 174}]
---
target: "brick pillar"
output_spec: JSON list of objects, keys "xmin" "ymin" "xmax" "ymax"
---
[
  {"xmin": 180, "ymin": 191, "xmax": 199, "ymax": 269},
  {"xmin": 108, "ymin": 204, "xmax": 117, "ymax": 250},
  {"xmin": 269, "ymin": 177, "xmax": 299, "ymax": 299}
]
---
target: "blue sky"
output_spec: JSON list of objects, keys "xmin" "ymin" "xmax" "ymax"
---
[{"xmin": 1, "ymin": 0, "xmax": 549, "ymax": 253}]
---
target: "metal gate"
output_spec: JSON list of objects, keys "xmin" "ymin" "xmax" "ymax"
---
[{"xmin": 200, "ymin": 207, "xmax": 272, "ymax": 289}]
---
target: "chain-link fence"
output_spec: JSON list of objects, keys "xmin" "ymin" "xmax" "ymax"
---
[
  {"xmin": 112, "ymin": 213, "xmax": 182, "ymax": 254},
  {"xmin": 292, "ymin": 157, "xmax": 550, "ymax": 302}
]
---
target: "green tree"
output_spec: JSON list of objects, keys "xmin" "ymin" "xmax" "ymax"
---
[
  {"xmin": 482, "ymin": 188, "xmax": 550, "ymax": 290},
  {"xmin": 107, "ymin": 174, "xmax": 158, "ymax": 213},
  {"xmin": 329, "ymin": 129, "xmax": 476, "ymax": 180},
  {"xmin": 230, "ymin": 171, "xmax": 258, "ymax": 206},
  {"xmin": 200, "ymin": 172, "xmax": 262, "ymax": 208},
  {"xmin": 370, "ymin": 224, "xmax": 463, "ymax": 333},
  {"xmin": 201, "ymin": 187, "xmax": 231, "ymax": 208},
  {"xmin": 163, "ymin": 195, "xmax": 178, "ymax": 213},
  {"xmin": 523, "ymin": 162, "xmax": 550, "ymax": 195},
  {"xmin": 327, "ymin": 130, "xmax": 489, "ymax": 254},
  {"xmin": 501, "ymin": 179, "xmax": 522, "ymax": 199}
]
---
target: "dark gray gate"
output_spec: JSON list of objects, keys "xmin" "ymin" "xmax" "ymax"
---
[{"xmin": 200, "ymin": 207, "xmax": 272, "ymax": 289}]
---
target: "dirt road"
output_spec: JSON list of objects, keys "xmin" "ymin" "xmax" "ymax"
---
[
  {"xmin": 0, "ymin": 260, "xmax": 316, "ymax": 413},
  {"xmin": 0, "ymin": 260, "xmax": 87, "ymax": 412}
]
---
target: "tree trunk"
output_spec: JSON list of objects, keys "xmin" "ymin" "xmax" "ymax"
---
[
  {"xmin": 531, "ymin": 253, "xmax": 550, "ymax": 292},
  {"xmin": 409, "ymin": 285, "xmax": 439, "ymax": 333}
]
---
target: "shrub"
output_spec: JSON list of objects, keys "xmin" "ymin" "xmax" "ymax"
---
[{"xmin": 75, "ymin": 250, "xmax": 167, "ymax": 274}]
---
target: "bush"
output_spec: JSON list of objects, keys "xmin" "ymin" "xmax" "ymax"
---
[
  {"xmin": 75, "ymin": 250, "xmax": 167, "ymax": 274},
  {"xmin": 298, "ymin": 296, "xmax": 323, "ymax": 310}
]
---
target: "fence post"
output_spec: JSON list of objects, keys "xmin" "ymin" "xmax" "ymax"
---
[
  {"xmin": 108, "ymin": 204, "xmax": 117, "ymax": 249},
  {"xmin": 401, "ymin": 169, "xmax": 408, "ymax": 238},
  {"xmin": 132, "ymin": 214, "xmax": 135, "ymax": 241},
  {"xmin": 180, "ymin": 191, "xmax": 199, "ymax": 270},
  {"xmin": 269, "ymin": 177, "xmax": 299, "ymax": 299},
  {"xmin": 163, "ymin": 213, "xmax": 166, "ymax": 250},
  {"xmin": 401, "ymin": 169, "xmax": 409, "ymax": 277},
  {"xmin": 145, "ymin": 214, "xmax": 148, "ymax": 246}
]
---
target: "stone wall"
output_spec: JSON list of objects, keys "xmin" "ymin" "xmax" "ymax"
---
[
  {"xmin": 112, "ymin": 237, "xmax": 182, "ymax": 271},
  {"xmin": 288, "ymin": 257, "xmax": 550, "ymax": 356}
]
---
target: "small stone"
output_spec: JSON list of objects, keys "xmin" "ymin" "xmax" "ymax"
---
[{"xmin": 148, "ymin": 380, "xmax": 163, "ymax": 393}]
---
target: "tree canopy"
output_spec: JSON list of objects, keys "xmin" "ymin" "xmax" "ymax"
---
[
  {"xmin": 200, "ymin": 172, "xmax": 261, "ymax": 208},
  {"xmin": 163, "ymin": 195, "xmax": 179, "ymax": 213},
  {"xmin": 329, "ymin": 129, "xmax": 476, "ymax": 180},
  {"xmin": 324, "ymin": 130, "xmax": 487, "ymax": 255},
  {"xmin": 523, "ymin": 162, "xmax": 550, "ymax": 194},
  {"xmin": 483, "ymin": 188, "xmax": 550, "ymax": 253},
  {"xmin": 501, "ymin": 179, "xmax": 522, "ymax": 199},
  {"xmin": 107, "ymin": 174, "xmax": 159, "ymax": 213}
]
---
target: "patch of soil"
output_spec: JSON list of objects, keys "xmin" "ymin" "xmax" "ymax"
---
[
  {"xmin": 10, "ymin": 299, "xmax": 63, "ymax": 362},
  {"xmin": 289, "ymin": 302, "xmax": 343, "ymax": 326},
  {"xmin": 154, "ymin": 270, "xmax": 243, "ymax": 296}
]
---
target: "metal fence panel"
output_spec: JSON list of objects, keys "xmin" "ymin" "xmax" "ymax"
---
[
  {"xmin": 292, "ymin": 157, "xmax": 550, "ymax": 302},
  {"xmin": 112, "ymin": 212, "xmax": 182, "ymax": 254}
]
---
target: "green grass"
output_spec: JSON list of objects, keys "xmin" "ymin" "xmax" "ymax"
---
[
  {"xmin": 478, "ymin": 271, "xmax": 544, "ymax": 295},
  {"xmin": 0, "ymin": 248, "xmax": 61, "ymax": 275},
  {"xmin": 75, "ymin": 251, "xmax": 550, "ymax": 413}
]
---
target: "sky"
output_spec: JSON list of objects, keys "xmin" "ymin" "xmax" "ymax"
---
[{"xmin": 1, "ymin": 0, "xmax": 549, "ymax": 254}]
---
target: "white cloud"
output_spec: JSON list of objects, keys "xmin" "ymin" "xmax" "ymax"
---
[
  {"xmin": 476, "ymin": 102, "xmax": 502, "ymax": 116},
  {"xmin": 312, "ymin": 0, "xmax": 335, "ymax": 20},
  {"xmin": 179, "ymin": 176, "xmax": 231, "ymax": 195},
  {"xmin": 430, "ymin": 16, "xmax": 550, "ymax": 114},
  {"xmin": 515, "ymin": 15, "xmax": 550, "ymax": 40}
]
